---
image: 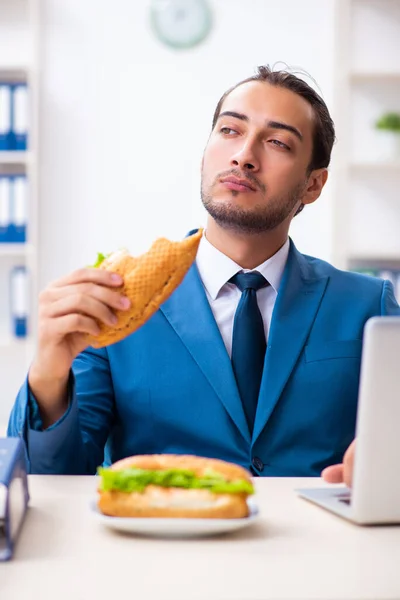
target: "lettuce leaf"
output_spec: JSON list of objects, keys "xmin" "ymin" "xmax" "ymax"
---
[
  {"xmin": 97, "ymin": 467, "xmax": 254, "ymax": 495},
  {"xmin": 92, "ymin": 252, "xmax": 109, "ymax": 268}
]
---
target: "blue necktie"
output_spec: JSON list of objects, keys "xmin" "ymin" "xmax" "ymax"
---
[{"xmin": 229, "ymin": 272, "xmax": 270, "ymax": 433}]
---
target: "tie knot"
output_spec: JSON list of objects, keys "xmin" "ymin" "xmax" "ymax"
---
[{"xmin": 230, "ymin": 271, "xmax": 269, "ymax": 292}]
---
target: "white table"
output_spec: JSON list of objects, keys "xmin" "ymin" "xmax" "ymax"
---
[{"xmin": 1, "ymin": 476, "xmax": 399, "ymax": 600}]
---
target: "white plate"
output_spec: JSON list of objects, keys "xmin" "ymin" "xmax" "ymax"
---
[{"xmin": 90, "ymin": 499, "xmax": 260, "ymax": 538}]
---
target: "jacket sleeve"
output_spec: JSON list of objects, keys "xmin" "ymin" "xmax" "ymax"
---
[
  {"xmin": 381, "ymin": 279, "xmax": 400, "ymax": 315},
  {"xmin": 7, "ymin": 346, "xmax": 115, "ymax": 475}
]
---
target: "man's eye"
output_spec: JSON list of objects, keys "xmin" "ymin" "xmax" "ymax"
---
[
  {"xmin": 220, "ymin": 127, "xmax": 237, "ymax": 135},
  {"xmin": 269, "ymin": 139, "xmax": 290, "ymax": 150}
]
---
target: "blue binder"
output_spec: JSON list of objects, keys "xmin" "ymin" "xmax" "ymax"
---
[
  {"xmin": 0, "ymin": 437, "xmax": 30, "ymax": 561},
  {"xmin": 10, "ymin": 265, "xmax": 28, "ymax": 337},
  {"xmin": 12, "ymin": 84, "xmax": 28, "ymax": 151},
  {"xmin": 0, "ymin": 83, "xmax": 12, "ymax": 151},
  {"xmin": 0, "ymin": 175, "xmax": 11, "ymax": 242},
  {"xmin": 9, "ymin": 175, "xmax": 27, "ymax": 243}
]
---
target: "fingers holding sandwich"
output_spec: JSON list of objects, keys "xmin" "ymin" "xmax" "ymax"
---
[
  {"xmin": 50, "ymin": 264, "xmax": 125, "ymax": 289},
  {"xmin": 42, "ymin": 279, "xmax": 131, "ymax": 330},
  {"xmin": 28, "ymin": 266, "xmax": 131, "ymax": 427}
]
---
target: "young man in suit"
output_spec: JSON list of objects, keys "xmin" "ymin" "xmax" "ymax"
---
[{"xmin": 8, "ymin": 66, "xmax": 400, "ymax": 481}]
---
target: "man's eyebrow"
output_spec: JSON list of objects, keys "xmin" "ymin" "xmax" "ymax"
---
[
  {"xmin": 266, "ymin": 120, "xmax": 303, "ymax": 142},
  {"xmin": 217, "ymin": 111, "xmax": 303, "ymax": 142},
  {"xmin": 218, "ymin": 111, "xmax": 249, "ymax": 122}
]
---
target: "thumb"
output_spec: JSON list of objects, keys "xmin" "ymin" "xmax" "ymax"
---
[{"xmin": 321, "ymin": 464, "xmax": 344, "ymax": 484}]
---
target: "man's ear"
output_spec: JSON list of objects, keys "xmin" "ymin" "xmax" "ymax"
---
[{"xmin": 302, "ymin": 168, "xmax": 328, "ymax": 207}]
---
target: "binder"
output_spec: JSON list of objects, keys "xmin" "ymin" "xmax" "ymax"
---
[
  {"xmin": 10, "ymin": 265, "xmax": 29, "ymax": 338},
  {"xmin": 0, "ymin": 437, "xmax": 30, "ymax": 561},
  {"xmin": 0, "ymin": 84, "xmax": 12, "ymax": 151},
  {"xmin": 12, "ymin": 84, "xmax": 28, "ymax": 151},
  {"xmin": 0, "ymin": 176, "xmax": 11, "ymax": 243},
  {"xmin": 10, "ymin": 176, "xmax": 27, "ymax": 243}
]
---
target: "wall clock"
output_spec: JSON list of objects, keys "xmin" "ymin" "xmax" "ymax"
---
[{"xmin": 150, "ymin": 0, "xmax": 213, "ymax": 50}]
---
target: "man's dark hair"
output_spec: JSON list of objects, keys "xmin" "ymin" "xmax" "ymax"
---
[{"xmin": 211, "ymin": 65, "xmax": 336, "ymax": 216}]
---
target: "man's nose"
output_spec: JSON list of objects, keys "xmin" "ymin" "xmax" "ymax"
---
[{"xmin": 230, "ymin": 142, "xmax": 260, "ymax": 171}]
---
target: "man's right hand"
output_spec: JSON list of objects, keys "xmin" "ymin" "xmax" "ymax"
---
[{"xmin": 28, "ymin": 267, "xmax": 131, "ymax": 427}]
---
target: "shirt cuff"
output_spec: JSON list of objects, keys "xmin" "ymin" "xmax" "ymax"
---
[{"xmin": 27, "ymin": 373, "xmax": 73, "ymax": 432}]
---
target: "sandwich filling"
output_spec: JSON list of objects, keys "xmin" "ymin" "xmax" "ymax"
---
[
  {"xmin": 92, "ymin": 252, "xmax": 110, "ymax": 268},
  {"xmin": 98, "ymin": 467, "xmax": 254, "ymax": 495}
]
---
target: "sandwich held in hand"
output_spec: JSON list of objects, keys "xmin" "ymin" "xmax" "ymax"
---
[
  {"xmin": 86, "ymin": 229, "xmax": 203, "ymax": 348},
  {"xmin": 97, "ymin": 454, "xmax": 255, "ymax": 519}
]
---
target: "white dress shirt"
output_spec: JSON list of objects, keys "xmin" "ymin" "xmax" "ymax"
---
[{"xmin": 195, "ymin": 232, "xmax": 290, "ymax": 357}]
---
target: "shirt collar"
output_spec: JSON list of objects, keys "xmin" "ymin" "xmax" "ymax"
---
[{"xmin": 196, "ymin": 230, "xmax": 290, "ymax": 300}]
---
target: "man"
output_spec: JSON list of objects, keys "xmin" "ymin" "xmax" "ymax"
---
[{"xmin": 8, "ymin": 66, "xmax": 399, "ymax": 482}]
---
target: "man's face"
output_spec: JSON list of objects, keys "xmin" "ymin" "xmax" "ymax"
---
[{"xmin": 201, "ymin": 81, "xmax": 316, "ymax": 234}]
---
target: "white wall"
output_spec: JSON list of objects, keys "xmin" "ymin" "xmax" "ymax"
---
[{"xmin": 38, "ymin": 0, "xmax": 336, "ymax": 288}]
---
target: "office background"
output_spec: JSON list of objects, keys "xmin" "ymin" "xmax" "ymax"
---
[{"xmin": 0, "ymin": 0, "xmax": 399, "ymax": 425}]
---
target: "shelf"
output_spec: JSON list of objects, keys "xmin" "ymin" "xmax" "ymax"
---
[
  {"xmin": 0, "ymin": 336, "xmax": 28, "ymax": 349},
  {"xmin": 348, "ymin": 257, "xmax": 400, "ymax": 269},
  {"xmin": 0, "ymin": 67, "xmax": 29, "ymax": 82},
  {"xmin": 0, "ymin": 152, "xmax": 31, "ymax": 165},
  {"xmin": 0, "ymin": 244, "xmax": 32, "ymax": 257},
  {"xmin": 350, "ymin": 72, "xmax": 400, "ymax": 83},
  {"xmin": 350, "ymin": 161, "xmax": 400, "ymax": 170}
]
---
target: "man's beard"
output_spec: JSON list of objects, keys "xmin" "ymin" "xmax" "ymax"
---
[{"xmin": 201, "ymin": 178, "xmax": 307, "ymax": 234}]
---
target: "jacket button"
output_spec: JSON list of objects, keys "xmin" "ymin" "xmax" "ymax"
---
[{"xmin": 252, "ymin": 456, "xmax": 264, "ymax": 472}]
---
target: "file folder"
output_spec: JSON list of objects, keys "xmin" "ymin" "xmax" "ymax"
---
[
  {"xmin": 12, "ymin": 84, "xmax": 28, "ymax": 151},
  {"xmin": 10, "ymin": 176, "xmax": 27, "ymax": 243},
  {"xmin": 0, "ymin": 437, "xmax": 30, "ymax": 561},
  {"xmin": 0, "ymin": 84, "xmax": 12, "ymax": 151},
  {"xmin": 0, "ymin": 176, "xmax": 11, "ymax": 243},
  {"xmin": 10, "ymin": 265, "xmax": 28, "ymax": 338}
]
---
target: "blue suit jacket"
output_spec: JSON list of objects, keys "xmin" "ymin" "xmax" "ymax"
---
[{"xmin": 8, "ymin": 237, "xmax": 400, "ymax": 475}]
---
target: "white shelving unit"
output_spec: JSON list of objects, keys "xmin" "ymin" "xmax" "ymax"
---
[
  {"xmin": 331, "ymin": 0, "xmax": 400, "ymax": 280},
  {"xmin": 0, "ymin": 243, "xmax": 33, "ymax": 256},
  {"xmin": 0, "ymin": 0, "xmax": 40, "ymax": 425},
  {"xmin": 0, "ymin": 151, "xmax": 32, "ymax": 164}
]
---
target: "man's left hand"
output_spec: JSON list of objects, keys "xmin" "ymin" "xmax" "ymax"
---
[{"xmin": 321, "ymin": 439, "xmax": 355, "ymax": 487}]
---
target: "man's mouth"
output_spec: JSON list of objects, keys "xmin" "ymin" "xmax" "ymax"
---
[{"xmin": 220, "ymin": 176, "xmax": 257, "ymax": 192}]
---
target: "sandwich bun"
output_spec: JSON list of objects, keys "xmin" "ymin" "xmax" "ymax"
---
[
  {"xmin": 86, "ymin": 228, "xmax": 203, "ymax": 348},
  {"xmin": 98, "ymin": 486, "xmax": 249, "ymax": 519}
]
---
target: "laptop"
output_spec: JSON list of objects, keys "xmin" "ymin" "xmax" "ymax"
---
[{"xmin": 297, "ymin": 316, "xmax": 400, "ymax": 525}]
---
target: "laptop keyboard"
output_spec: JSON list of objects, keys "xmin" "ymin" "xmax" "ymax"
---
[
  {"xmin": 339, "ymin": 497, "xmax": 351, "ymax": 505},
  {"xmin": 334, "ymin": 491, "xmax": 351, "ymax": 505}
]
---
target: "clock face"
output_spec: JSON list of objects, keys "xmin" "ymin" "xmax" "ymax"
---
[{"xmin": 150, "ymin": 0, "xmax": 213, "ymax": 49}]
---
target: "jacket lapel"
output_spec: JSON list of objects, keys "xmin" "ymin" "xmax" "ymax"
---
[
  {"xmin": 160, "ymin": 263, "xmax": 251, "ymax": 445},
  {"xmin": 252, "ymin": 239, "xmax": 329, "ymax": 444}
]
